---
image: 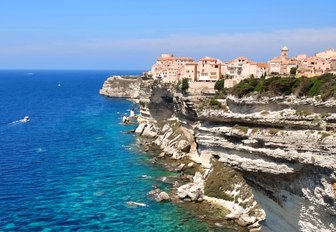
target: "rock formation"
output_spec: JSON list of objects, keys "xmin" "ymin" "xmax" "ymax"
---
[{"xmin": 100, "ymin": 76, "xmax": 336, "ymax": 232}]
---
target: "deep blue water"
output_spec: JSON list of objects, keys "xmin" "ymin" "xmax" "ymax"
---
[{"xmin": 0, "ymin": 70, "xmax": 226, "ymax": 231}]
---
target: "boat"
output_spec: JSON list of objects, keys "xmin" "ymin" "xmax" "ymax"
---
[{"xmin": 20, "ymin": 116, "xmax": 30, "ymax": 123}]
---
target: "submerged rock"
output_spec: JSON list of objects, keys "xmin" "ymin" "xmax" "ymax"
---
[{"xmin": 127, "ymin": 201, "xmax": 147, "ymax": 207}]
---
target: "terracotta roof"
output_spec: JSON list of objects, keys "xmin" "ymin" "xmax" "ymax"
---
[
  {"xmin": 236, "ymin": 56, "xmax": 248, "ymax": 61},
  {"xmin": 331, "ymin": 56, "xmax": 336, "ymax": 61},
  {"xmin": 269, "ymin": 57, "xmax": 282, "ymax": 63},
  {"xmin": 303, "ymin": 57, "xmax": 317, "ymax": 62},
  {"xmin": 158, "ymin": 57, "xmax": 194, "ymax": 61},
  {"xmin": 185, "ymin": 62, "xmax": 198, "ymax": 65},
  {"xmin": 257, "ymin": 63, "xmax": 268, "ymax": 68},
  {"xmin": 248, "ymin": 61, "xmax": 257, "ymax": 65},
  {"xmin": 175, "ymin": 57, "xmax": 194, "ymax": 61},
  {"xmin": 200, "ymin": 56, "xmax": 217, "ymax": 61}
]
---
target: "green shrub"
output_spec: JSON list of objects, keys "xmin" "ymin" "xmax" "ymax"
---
[
  {"xmin": 229, "ymin": 73, "xmax": 336, "ymax": 100},
  {"xmin": 209, "ymin": 98, "xmax": 221, "ymax": 107},
  {"xmin": 268, "ymin": 128, "xmax": 279, "ymax": 135},
  {"xmin": 181, "ymin": 78, "xmax": 189, "ymax": 92},
  {"xmin": 233, "ymin": 124, "xmax": 249, "ymax": 134},
  {"xmin": 214, "ymin": 79, "xmax": 225, "ymax": 91}
]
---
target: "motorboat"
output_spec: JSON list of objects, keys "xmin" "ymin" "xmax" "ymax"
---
[{"xmin": 20, "ymin": 116, "xmax": 30, "ymax": 122}]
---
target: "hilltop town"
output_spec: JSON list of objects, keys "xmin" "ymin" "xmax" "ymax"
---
[{"xmin": 148, "ymin": 47, "xmax": 336, "ymax": 88}]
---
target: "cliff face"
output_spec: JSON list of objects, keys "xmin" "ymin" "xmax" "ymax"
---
[
  {"xmin": 194, "ymin": 96, "xmax": 336, "ymax": 231},
  {"xmin": 144, "ymin": 90, "xmax": 336, "ymax": 231},
  {"xmin": 99, "ymin": 76, "xmax": 142, "ymax": 99},
  {"xmin": 100, "ymin": 76, "xmax": 336, "ymax": 232}
]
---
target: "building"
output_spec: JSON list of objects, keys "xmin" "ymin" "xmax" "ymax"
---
[
  {"xmin": 330, "ymin": 56, "xmax": 336, "ymax": 72},
  {"xmin": 197, "ymin": 57, "xmax": 221, "ymax": 82},
  {"xmin": 314, "ymin": 49, "xmax": 336, "ymax": 59},
  {"xmin": 268, "ymin": 46, "xmax": 298, "ymax": 75},
  {"xmin": 151, "ymin": 54, "xmax": 194, "ymax": 83},
  {"xmin": 297, "ymin": 56, "xmax": 331, "ymax": 77},
  {"xmin": 225, "ymin": 57, "xmax": 267, "ymax": 79},
  {"xmin": 181, "ymin": 62, "xmax": 198, "ymax": 81}
]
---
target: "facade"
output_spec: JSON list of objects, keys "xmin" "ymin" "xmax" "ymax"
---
[
  {"xmin": 331, "ymin": 56, "xmax": 336, "ymax": 72},
  {"xmin": 225, "ymin": 57, "xmax": 267, "ymax": 79},
  {"xmin": 181, "ymin": 62, "xmax": 198, "ymax": 81},
  {"xmin": 197, "ymin": 57, "xmax": 221, "ymax": 82},
  {"xmin": 297, "ymin": 56, "xmax": 331, "ymax": 77},
  {"xmin": 314, "ymin": 49, "xmax": 336, "ymax": 59}
]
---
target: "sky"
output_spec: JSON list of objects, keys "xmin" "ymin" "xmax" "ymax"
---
[{"xmin": 0, "ymin": 0, "xmax": 336, "ymax": 70}]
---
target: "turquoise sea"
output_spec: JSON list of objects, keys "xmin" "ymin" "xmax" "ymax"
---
[{"xmin": 0, "ymin": 70, "xmax": 234, "ymax": 231}]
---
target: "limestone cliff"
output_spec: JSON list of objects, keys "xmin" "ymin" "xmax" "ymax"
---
[
  {"xmin": 100, "ymin": 76, "xmax": 336, "ymax": 232},
  {"xmin": 99, "ymin": 75, "xmax": 142, "ymax": 99}
]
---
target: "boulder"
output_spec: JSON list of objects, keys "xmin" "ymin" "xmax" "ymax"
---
[
  {"xmin": 172, "ymin": 151, "xmax": 183, "ymax": 160},
  {"xmin": 177, "ymin": 140, "xmax": 191, "ymax": 153},
  {"xmin": 175, "ymin": 163, "xmax": 185, "ymax": 172},
  {"xmin": 158, "ymin": 152, "xmax": 165, "ymax": 158},
  {"xmin": 155, "ymin": 191, "xmax": 171, "ymax": 202},
  {"xmin": 161, "ymin": 124, "xmax": 171, "ymax": 134},
  {"xmin": 142, "ymin": 124, "xmax": 158, "ymax": 138},
  {"xmin": 177, "ymin": 172, "xmax": 204, "ymax": 202},
  {"xmin": 187, "ymin": 162, "xmax": 194, "ymax": 168},
  {"xmin": 147, "ymin": 189, "xmax": 161, "ymax": 196},
  {"xmin": 135, "ymin": 123, "xmax": 147, "ymax": 135}
]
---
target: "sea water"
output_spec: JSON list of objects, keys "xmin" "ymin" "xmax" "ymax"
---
[{"xmin": 0, "ymin": 70, "xmax": 233, "ymax": 231}]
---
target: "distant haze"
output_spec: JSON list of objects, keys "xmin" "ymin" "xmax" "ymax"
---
[{"xmin": 0, "ymin": 0, "xmax": 335, "ymax": 70}]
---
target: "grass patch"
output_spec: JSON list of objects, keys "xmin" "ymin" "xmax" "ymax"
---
[
  {"xmin": 318, "ymin": 132, "xmax": 331, "ymax": 141},
  {"xmin": 204, "ymin": 163, "xmax": 242, "ymax": 201},
  {"xmin": 268, "ymin": 128, "xmax": 279, "ymax": 135},
  {"xmin": 233, "ymin": 124, "xmax": 249, "ymax": 134},
  {"xmin": 295, "ymin": 110, "xmax": 313, "ymax": 117}
]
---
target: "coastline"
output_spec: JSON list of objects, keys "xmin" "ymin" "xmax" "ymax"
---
[{"xmin": 100, "ymin": 75, "xmax": 336, "ymax": 232}]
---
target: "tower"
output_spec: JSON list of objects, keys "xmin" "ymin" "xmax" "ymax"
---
[{"xmin": 281, "ymin": 46, "xmax": 289, "ymax": 60}]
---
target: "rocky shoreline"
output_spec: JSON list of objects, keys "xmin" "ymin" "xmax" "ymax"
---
[{"xmin": 100, "ymin": 75, "xmax": 336, "ymax": 232}]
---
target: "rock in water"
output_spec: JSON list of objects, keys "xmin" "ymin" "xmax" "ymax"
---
[
  {"xmin": 155, "ymin": 192, "xmax": 171, "ymax": 202},
  {"xmin": 122, "ymin": 116, "xmax": 130, "ymax": 124},
  {"xmin": 130, "ymin": 109, "xmax": 135, "ymax": 117},
  {"xmin": 135, "ymin": 123, "xmax": 147, "ymax": 135},
  {"xmin": 177, "ymin": 172, "xmax": 204, "ymax": 202},
  {"xmin": 126, "ymin": 201, "xmax": 147, "ymax": 207}
]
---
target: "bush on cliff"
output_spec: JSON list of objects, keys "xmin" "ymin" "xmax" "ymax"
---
[
  {"xmin": 181, "ymin": 78, "xmax": 189, "ymax": 92},
  {"xmin": 230, "ymin": 73, "xmax": 336, "ymax": 99},
  {"xmin": 214, "ymin": 79, "xmax": 224, "ymax": 92}
]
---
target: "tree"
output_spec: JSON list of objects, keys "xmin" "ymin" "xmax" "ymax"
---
[
  {"xmin": 290, "ymin": 67, "xmax": 298, "ymax": 76},
  {"xmin": 181, "ymin": 78, "xmax": 189, "ymax": 92},
  {"xmin": 214, "ymin": 79, "xmax": 224, "ymax": 91}
]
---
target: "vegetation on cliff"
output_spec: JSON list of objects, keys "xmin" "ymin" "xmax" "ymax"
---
[{"xmin": 230, "ymin": 73, "xmax": 336, "ymax": 99}]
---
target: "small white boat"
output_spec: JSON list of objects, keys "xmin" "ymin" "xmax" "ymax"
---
[
  {"xmin": 20, "ymin": 116, "xmax": 30, "ymax": 123},
  {"xmin": 58, "ymin": 83, "xmax": 61, "ymax": 87}
]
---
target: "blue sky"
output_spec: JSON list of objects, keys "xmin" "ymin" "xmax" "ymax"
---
[{"xmin": 1, "ymin": 0, "xmax": 336, "ymax": 69}]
